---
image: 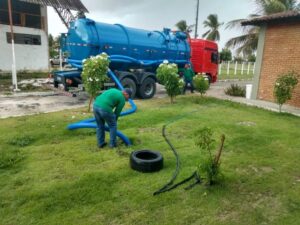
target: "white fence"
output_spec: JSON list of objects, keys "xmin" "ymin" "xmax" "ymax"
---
[{"xmin": 218, "ymin": 61, "xmax": 256, "ymax": 80}]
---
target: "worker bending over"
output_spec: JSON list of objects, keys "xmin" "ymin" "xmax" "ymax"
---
[{"xmin": 93, "ymin": 88, "xmax": 132, "ymax": 148}]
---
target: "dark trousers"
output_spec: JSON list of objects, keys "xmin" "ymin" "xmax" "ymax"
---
[{"xmin": 183, "ymin": 80, "xmax": 194, "ymax": 94}]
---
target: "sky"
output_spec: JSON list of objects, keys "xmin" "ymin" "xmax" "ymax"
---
[{"xmin": 47, "ymin": 0, "xmax": 256, "ymax": 51}]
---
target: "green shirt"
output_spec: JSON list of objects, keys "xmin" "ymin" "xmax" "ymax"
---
[
  {"xmin": 94, "ymin": 88, "xmax": 125, "ymax": 117},
  {"xmin": 180, "ymin": 68, "xmax": 195, "ymax": 81}
]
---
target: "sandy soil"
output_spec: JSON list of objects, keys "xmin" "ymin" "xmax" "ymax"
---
[
  {"xmin": 0, "ymin": 82, "xmax": 250, "ymax": 119},
  {"xmin": 0, "ymin": 92, "xmax": 88, "ymax": 119}
]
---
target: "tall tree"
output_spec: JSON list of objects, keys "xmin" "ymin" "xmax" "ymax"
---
[
  {"xmin": 175, "ymin": 20, "xmax": 195, "ymax": 34},
  {"xmin": 48, "ymin": 34, "xmax": 60, "ymax": 58},
  {"xmin": 225, "ymin": 0, "xmax": 300, "ymax": 56},
  {"xmin": 202, "ymin": 14, "xmax": 223, "ymax": 41}
]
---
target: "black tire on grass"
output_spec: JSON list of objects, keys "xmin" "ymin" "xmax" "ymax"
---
[{"xmin": 130, "ymin": 150, "xmax": 163, "ymax": 173}]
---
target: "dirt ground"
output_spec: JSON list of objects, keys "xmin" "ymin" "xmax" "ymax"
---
[{"xmin": 0, "ymin": 81, "xmax": 251, "ymax": 119}]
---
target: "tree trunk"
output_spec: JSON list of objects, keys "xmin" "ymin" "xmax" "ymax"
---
[
  {"xmin": 279, "ymin": 104, "xmax": 282, "ymax": 113},
  {"xmin": 88, "ymin": 96, "xmax": 94, "ymax": 112},
  {"xmin": 214, "ymin": 134, "xmax": 225, "ymax": 165}
]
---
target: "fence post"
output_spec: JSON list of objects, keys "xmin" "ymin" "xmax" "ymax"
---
[
  {"xmin": 219, "ymin": 62, "xmax": 222, "ymax": 75},
  {"xmin": 252, "ymin": 62, "xmax": 255, "ymax": 74},
  {"xmin": 234, "ymin": 61, "xmax": 238, "ymax": 75},
  {"xmin": 241, "ymin": 62, "xmax": 244, "ymax": 75},
  {"xmin": 247, "ymin": 62, "xmax": 250, "ymax": 75},
  {"xmin": 227, "ymin": 61, "xmax": 230, "ymax": 75}
]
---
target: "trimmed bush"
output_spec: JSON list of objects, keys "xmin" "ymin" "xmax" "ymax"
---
[
  {"xmin": 274, "ymin": 71, "xmax": 298, "ymax": 113},
  {"xmin": 225, "ymin": 84, "xmax": 246, "ymax": 97}
]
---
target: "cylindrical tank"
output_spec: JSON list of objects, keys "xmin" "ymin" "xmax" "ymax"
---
[{"xmin": 62, "ymin": 18, "xmax": 190, "ymax": 71}]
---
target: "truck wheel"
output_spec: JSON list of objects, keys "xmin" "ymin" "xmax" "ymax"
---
[
  {"xmin": 138, "ymin": 77, "xmax": 156, "ymax": 99},
  {"xmin": 121, "ymin": 78, "xmax": 136, "ymax": 98}
]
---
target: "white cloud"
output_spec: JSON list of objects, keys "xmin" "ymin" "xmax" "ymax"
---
[{"xmin": 48, "ymin": 0, "xmax": 254, "ymax": 50}]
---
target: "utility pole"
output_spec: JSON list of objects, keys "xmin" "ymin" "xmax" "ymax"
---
[
  {"xmin": 8, "ymin": 0, "xmax": 19, "ymax": 91},
  {"xmin": 194, "ymin": 0, "xmax": 199, "ymax": 38}
]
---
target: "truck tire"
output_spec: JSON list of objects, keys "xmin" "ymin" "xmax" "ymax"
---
[
  {"xmin": 121, "ymin": 78, "xmax": 136, "ymax": 98},
  {"xmin": 138, "ymin": 77, "xmax": 156, "ymax": 99},
  {"xmin": 130, "ymin": 150, "xmax": 163, "ymax": 173}
]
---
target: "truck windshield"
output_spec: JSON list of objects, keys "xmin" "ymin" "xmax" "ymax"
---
[{"xmin": 211, "ymin": 52, "xmax": 218, "ymax": 64}]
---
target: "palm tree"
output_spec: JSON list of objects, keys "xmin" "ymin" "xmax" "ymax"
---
[
  {"xmin": 225, "ymin": 0, "xmax": 300, "ymax": 56},
  {"xmin": 202, "ymin": 14, "xmax": 223, "ymax": 41},
  {"xmin": 175, "ymin": 20, "xmax": 195, "ymax": 34}
]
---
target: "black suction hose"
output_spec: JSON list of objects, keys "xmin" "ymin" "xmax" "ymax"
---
[
  {"xmin": 153, "ymin": 111, "xmax": 201, "ymax": 196},
  {"xmin": 153, "ymin": 125, "xmax": 181, "ymax": 195}
]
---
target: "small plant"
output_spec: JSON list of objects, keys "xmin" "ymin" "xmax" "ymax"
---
[
  {"xmin": 156, "ymin": 60, "xmax": 181, "ymax": 103},
  {"xmin": 274, "ymin": 71, "xmax": 298, "ymax": 113},
  {"xmin": 81, "ymin": 53, "xmax": 110, "ymax": 111},
  {"xmin": 0, "ymin": 149, "xmax": 24, "ymax": 169},
  {"xmin": 193, "ymin": 74, "xmax": 209, "ymax": 96},
  {"xmin": 9, "ymin": 135, "xmax": 35, "ymax": 147},
  {"xmin": 194, "ymin": 127, "xmax": 225, "ymax": 185},
  {"xmin": 225, "ymin": 84, "xmax": 246, "ymax": 97}
]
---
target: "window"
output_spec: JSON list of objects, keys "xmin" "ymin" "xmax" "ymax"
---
[
  {"xmin": 7, "ymin": 32, "xmax": 41, "ymax": 45},
  {"xmin": 0, "ymin": 11, "xmax": 21, "ymax": 26},
  {"xmin": 0, "ymin": 0, "xmax": 42, "ymax": 29},
  {"xmin": 25, "ymin": 14, "xmax": 41, "ymax": 29},
  {"xmin": 0, "ymin": 0, "xmax": 40, "ymax": 15},
  {"xmin": 211, "ymin": 52, "xmax": 219, "ymax": 64}
]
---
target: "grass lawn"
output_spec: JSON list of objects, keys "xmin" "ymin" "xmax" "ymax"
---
[
  {"xmin": 218, "ymin": 62, "xmax": 254, "ymax": 81},
  {"xmin": 0, "ymin": 96, "xmax": 300, "ymax": 225}
]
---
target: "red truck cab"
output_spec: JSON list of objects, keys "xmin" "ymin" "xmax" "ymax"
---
[{"xmin": 190, "ymin": 39, "xmax": 218, "ymax": 83}]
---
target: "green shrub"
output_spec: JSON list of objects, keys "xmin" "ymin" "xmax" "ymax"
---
[
  {"xmin": 81, "ymin": 53, "xmax": 110, "ymax": 111},
  {"xmin": 193, "ymin": 75, "xmax": 209, "ymax": 96},
  {"xmin": 157, "ymin": 61, "xmax": 181, "ymax": 103},
  {"xmin": 274, "ymin": 71, "xmax": 298, "ymax": 113},
  {"xmin": 225, "ymin": 84, "xmax": 246, "ymax": 97},
  {"xmin": 9, "ymin": 135, "xmax": 35, "ymax": 147},
  {"xmin": 194, "ymin": 127, "xmax": 225, "ymax": 185}
]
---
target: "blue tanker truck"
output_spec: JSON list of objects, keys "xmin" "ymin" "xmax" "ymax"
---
[{"xmin": 53, "ymin": 17, "xmax": 190, "ymax": 98}]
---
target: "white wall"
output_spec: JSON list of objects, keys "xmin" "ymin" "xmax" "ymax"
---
[{"xmin": 0, "ymin": 7, "xmax": 49, "ymax": 72}]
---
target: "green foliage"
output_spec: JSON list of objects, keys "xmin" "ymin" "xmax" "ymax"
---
[
  {"xmin": 219, "ymin": 48, "xmax": 232, "ymax": 61},
  {"xmin": 202, "ymin": 14, "xmax": 223, "ymax": 41},
  {"xmin": 0, "ymin": 148, "xmax": 24, "ymax": 169},
  {"xmin": 156, "ymin": 61, "xmax": 181, "ymax": 103},
  {"xmin": 48, "ymin": 34, "xmax": 59, "ymax": 58},
  {"xmin": 225, "ymin": 84, "xmax": 246, "ymax": 97},
  {"xmin": 175, "ymin": 20, "xmax": 195, "ymax": 33},
  {"xmin": 193, "ymin": 75, "xmax": 209, "ymax": 96},
  {"xmin": 194, "ymin": 127, "xmax": 215, "ymax": 151},
  {"xmin": 9, "ymin": 135, "xmax": 35, "ymax": 147},
  {"xmin": 194, "ymin": 127, "xmax": 222, "ymax": 185},
  {"xmin": 81, "ymin": 53, "xmax": 110, "ymax": 111},
  {"xmin": 225, "ymin": 0, "xmax": 300, "ymax": 56},
  {"xmin": 247, "ymin": 54, "xmax": 256, "ymax": 62},
  {"xmin": 274, "ymin": 71, "xmax": 299, "ymax": 112}
]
